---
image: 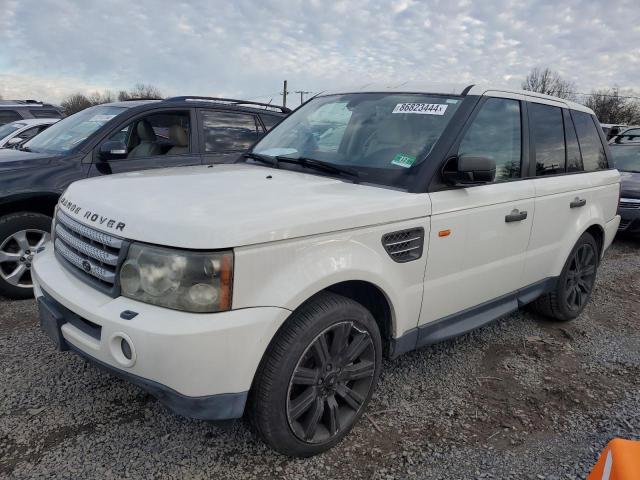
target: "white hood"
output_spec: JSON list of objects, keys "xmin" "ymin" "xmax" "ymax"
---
[{"xmin": 59, "ymin": 164, "xmax": 431, "ymax": 249}]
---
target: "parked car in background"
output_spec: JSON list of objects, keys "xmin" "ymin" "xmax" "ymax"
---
[
  {"xmin": 32, "ymin": 84, "xmax": 619, "ymax": 456},
  {"xmin": 0, "ymin": 118, "xmax": 59, "ymax": 149},
  {"xmin": 610, "ymin": 136, "xmax": 640, "ymax": 234},
  {"xmin": 0, "ymin": 96, "xmax": 289, "ymax": 298},
  {"xmin": 611, "ymin": 127, "xmax": 640, "ymax": 144},
  {"xmin": 0, "ymin": 100, "xmax": 64, "ymax": 126}
]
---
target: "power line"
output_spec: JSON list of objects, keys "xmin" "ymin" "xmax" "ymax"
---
[{"xmin": 295, "ymin": 90, "xmax": 312, "ymax": 104}]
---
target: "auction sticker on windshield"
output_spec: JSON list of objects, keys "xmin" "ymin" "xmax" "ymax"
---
[
  {"xmin": 392, "ymin": 103, "xmax": 448, "ymax": 115},
  {"xmin": 391, "ymin": 153, "xmax": 417, "ymax": 168},
  {"xmin": 88, "ymin": 114, "xmax": 117, "ymax": 123}
]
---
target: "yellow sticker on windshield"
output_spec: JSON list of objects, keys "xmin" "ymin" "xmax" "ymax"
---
[{"xmin": 391, "ymin": 153, "xmax": 416, "ymax": 168}]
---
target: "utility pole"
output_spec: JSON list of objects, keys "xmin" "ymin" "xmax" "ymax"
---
[
  {"xmin": 295, "ymin": 90, "xmax": 311, "ymax": 104},
  {"xmin": 281, "ymin": 80, "xmax": 289, "ymax": 108}
]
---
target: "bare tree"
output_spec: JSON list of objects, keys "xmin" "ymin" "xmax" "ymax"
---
[
  {"xmin": 522, "ymin": 67, "xmax": 576, "ymax": 100},
  {"xmin": 61, "ymin": 93, "xmax": 93, "ymax": 115},
  {"xmin": 583, "ymin": 88, "xmax": 640, "ymax": 125},
  {"xmin": 87, "ymin": 90, "xmax": 115, "ymax": 105},
  {"xmin": 118, "ymin": 83, "xmax": 163, "ymax": 101},
  {"xmin": 62, "ymin": 84, "xmax": 162, "ymax": 115}
]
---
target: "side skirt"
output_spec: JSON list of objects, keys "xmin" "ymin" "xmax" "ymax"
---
[{"xmin": 389, "ymin": 277, "xmax": 557, "ymax": 359}]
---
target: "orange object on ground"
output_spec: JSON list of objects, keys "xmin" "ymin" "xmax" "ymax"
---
[{"xmin": 588, "ymin": 438, "xmax": 640, "ymax": 480}]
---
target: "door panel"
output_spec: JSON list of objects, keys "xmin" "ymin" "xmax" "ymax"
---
[
  {"xmin": 523, "ymin": 175, "xmax": 593, "ymax": 284},
  {"xmin": 420, "ymin": 181, "xmax": 535, "ymax": 325},
  {"xmin": 89, "ymin": 108, "xmax": 200, "ymax": 177}
]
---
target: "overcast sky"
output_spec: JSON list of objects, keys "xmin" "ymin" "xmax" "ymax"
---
[{"xmin": 1, "ymin": 0, "xmax": 638, "ymax": 107}]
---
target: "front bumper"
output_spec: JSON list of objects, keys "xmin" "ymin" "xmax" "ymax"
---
[
  {"xmin": 32, "ymin": 246, "xmax": 291, "ymax": 420},
  {"xmin": 618, "ymin": 204, "xmax": 640, "ymax": 233}
]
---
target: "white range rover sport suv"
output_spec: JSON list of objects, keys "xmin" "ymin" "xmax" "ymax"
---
[{"xmin": 32, "ymin": 84, "xmax": 620, "ymax": 457}]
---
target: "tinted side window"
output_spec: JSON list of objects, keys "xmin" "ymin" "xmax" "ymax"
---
[
  {"xmin": 31, "ymin": 109, "xmax": 62, "ymax": 118},
  {"xmin": 260, "ymin": 114, "xmax": 282, "ymax": 131},
  {"xmin": 0, "ymin": 110, "xmax": 22, "ymax": 126},
  {"xmin": 18, "ymin": 126, "xmax": 41, "ymax": 140},
  {"xmin": 202, "ymin": 111, "xmax": 259, "ymax": 152},
  {"xmin": 563, "ymin": 109, "xmax": 583, "ymax": 172},
  {"xmin": 459, "ymin": 98, "xmax": 521, "ymax": 181},
  {"xmin": 572, "ymin": 111, "xmax": 608, "ymax": 171},
  {"xmin": 530, "ymin": 103, "xmax": 565, "ymax": 176}
]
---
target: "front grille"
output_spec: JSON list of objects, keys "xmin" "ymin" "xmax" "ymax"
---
[
  {"xmin": 619, "ymin": 218, "xmax": 631, "ymax": 230},
  {"xmin": 619, "ymin": 200, "xmax": 640, "ymax": 210},
  {"xmin": 382, "ymin": 227, "xmax": 425, "ymax": 263},
  {"xmin": 54, "ymin": 210, "xmax": 126, "ymax": 295}
]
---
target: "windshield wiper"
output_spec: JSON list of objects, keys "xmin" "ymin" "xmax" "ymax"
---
[
  {"xmin": 19, "ymin": 145, "xmax": 31, "ymax": 152},
  {"xmin": 243, "ymin": 152, "xmax": 279, "ymax": 169},
  {"xmin": 275, "ymin": 156, "xmax": 360, "ymax": 183}
]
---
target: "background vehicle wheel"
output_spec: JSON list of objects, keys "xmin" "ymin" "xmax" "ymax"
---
[
  {"xmin": 249, "ymin": 291, "xmax": 382, "ymax": 457},
  {"xmin": 530, "ymin": 232, "xmax": 599, "ymax": 322},
  {"xmin": 0, "ymin": 212, "xmax": 52, "ymax": 299}
]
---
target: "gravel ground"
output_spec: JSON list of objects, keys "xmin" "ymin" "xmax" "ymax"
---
[{"xmin": 1, "ymin": 237, "xmax": 639, "ymax": 479}]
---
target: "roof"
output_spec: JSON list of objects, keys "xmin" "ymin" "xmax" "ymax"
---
[
  {"xmin": 319, "ymin": 82, "xmax": 594, "ymax": 114},
  {"xmin": 7, "ymin": 118, "xmax": 60, "ymax": 127},
  {"xmin": 0, "ymin": 100, "xmax": 61, "ymax": 108},
  {"xmin": 101, "ymin": 100, "xmax": 161, "ymax": 108},
  {"xmin": 100, "ymin": 97, "xmax": 289, "ymax": 114}
]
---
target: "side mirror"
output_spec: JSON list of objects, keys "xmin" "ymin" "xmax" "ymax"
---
[
  {"xmin": 6, "ymin": 137, "xmax": 23, "ymax": 146},
  {"xmin": 442, "ymin": 154, "xmax": 496, "ymax": 186},
  {"xmin": 99, "ymin": 140, "xmax": 128, "ymax": 160}
]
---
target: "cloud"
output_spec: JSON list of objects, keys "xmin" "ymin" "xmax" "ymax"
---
[{"xmin": 1, "ymin": 0, "xmax": 639, "ymax": 105}]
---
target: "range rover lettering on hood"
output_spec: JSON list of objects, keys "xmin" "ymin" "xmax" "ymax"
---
[{"xmin": 59, "ymin": 197, "xmax": 126, "ymax": 232}]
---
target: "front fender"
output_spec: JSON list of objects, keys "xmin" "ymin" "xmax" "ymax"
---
[{"xmin": 233, "ymin": 218, "xmax": 430, "ymax": 339}]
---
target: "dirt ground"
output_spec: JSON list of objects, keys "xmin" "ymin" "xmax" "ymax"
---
[{"xmin": 1, "ymin": 236, "xmax": 639, "ymax": 479}]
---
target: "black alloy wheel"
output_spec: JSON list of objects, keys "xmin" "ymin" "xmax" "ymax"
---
[
  {"xmin": 564, "ymin": 242, "xmax": 597, "ymax": 312},
  {"xmin": 249, "ymin": 292, "xmax": 382, "ymax": 457},
  {"xmin": 286, "ymin": 321, "xmax": 376, "ymax": 444}
]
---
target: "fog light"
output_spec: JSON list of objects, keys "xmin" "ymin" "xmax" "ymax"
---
[{"xmin": 121, "ymin": 338, "xmax": 133, "ymax": 360}]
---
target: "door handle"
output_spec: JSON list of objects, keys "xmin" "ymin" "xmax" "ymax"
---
[
  {"xmin": 505, "ymin": 209, "xmax": 528, "ymax": 223},
  {"xmin": 570, "ymin": 198, "xmax": 587, "ymax": 208}
]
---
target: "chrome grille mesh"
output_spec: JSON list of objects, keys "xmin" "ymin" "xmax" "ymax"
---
[
  {"xmin": 54, "ymin": 210, "xmax": 124, "ymax": 290},
  {"xmin": 619, "ymin": 200, "xmax": 640, "ymax": 210}
]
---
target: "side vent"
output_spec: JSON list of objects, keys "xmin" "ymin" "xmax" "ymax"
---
[{"xmin": 382, "ymin": 227, "xmax": 425, "ymax": 263}]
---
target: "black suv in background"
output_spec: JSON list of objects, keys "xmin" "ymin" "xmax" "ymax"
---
[
  {"xmin": 609, "ymin": 131, "xmax": 640, "ymax": 235},
  {"xmin": 0, "ymin": 96, "xmax": 289, "ymax": 298},
  {"xmin": 0, "ymin": 100, "xmax": 65, "ymax": 126}
]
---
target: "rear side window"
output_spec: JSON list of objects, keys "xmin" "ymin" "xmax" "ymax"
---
[
  {"xmin": 201, "ymin": 111, "xmax": 259, "ymax": 152},
  {"xmin": 530, "ymin": 103, "xmax": 566, "ymax": 176},
  {"xmin": 563, "ymin": 110, "xmax": 583, "ymax": 172},
  {"xmin": 0, "ymin": 110, "xmax": 22, "ymax": 125},
  {"xmin": 572, "ymin": 111, "xmax": 608, "ymax": 171},
  {"xmin": 260, "ymin": 114, "xmax": 282, "ymax": 131},
  {"xmin": 30, "ymin": 109, "xmax": 62, "ymax": 118},
  {"xmin": 458, "ymin": 98, "xmax": 521, "ymax": 181}
]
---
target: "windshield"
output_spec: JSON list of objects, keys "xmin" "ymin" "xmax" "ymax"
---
[
  {"xmin": 610, "ymin": 144, "xmax": 640, "ymax": 172},
  {"xmin": 0, "ymin": 122, "xmax": 24, "ymax": 139},
  {"xmin": 23, "ymin": 105, "xmax": 126, "ymax": 154},
  {"xmin": 252, "ymin": 93, "xmax": 461, "ymax": 186}
]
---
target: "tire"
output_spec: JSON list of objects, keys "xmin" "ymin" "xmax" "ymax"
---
[
  {"xmin": 530, "ymin": 232, "xmax": 599, "ymax": 322},
  {"xmin": 0, "ymin": 212, "xmax": 52, "ymax": 299},
  {"xmin": 249, "ymin": 291, "xmax": 382, "ymax": 457}
]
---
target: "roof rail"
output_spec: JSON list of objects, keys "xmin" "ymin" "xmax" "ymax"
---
[{"xmin": 163, "ymin": 96, "xmax": 291, "ymax": 113}]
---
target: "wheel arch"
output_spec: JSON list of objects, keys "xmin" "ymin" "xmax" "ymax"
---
[{"xmin": 0, "ymin": 192, "xmax": 59, "ymax": 219}]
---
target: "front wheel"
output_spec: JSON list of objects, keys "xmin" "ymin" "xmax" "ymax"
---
[
  {"xmin": 249, "ymin": 292, "xmax": 382, "ymax": 457},
  {"xmin": 0, "ymin": 212, "xmax": 52, "ymax": 299},
  {"xmin": 530, "ymin": 232, "xmax": 599, "ymax": 321}
]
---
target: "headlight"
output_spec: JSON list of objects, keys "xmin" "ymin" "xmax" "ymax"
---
[{"xmin": 119, "ymin": 243, "xmax": 233, "ymax": 313}]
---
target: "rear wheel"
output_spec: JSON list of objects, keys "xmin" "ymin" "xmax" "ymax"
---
[
  {"xmin": 0, "ymin": 212, "xmax": 52, "ymax": 299},
  {"xmin": 530, "ymin": 232, "xmax": 599, "ymax": 321},
  {"xmin": 249, "ymin": 292, "xmax": 382, "ymax": 457}
]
